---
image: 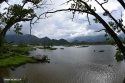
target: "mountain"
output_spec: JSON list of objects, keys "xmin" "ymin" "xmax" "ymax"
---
[
  {"xmin": 6, "ymin": 34, "xmax": 40, "ymax": 44},
  {"xmin": 52, "ymin": 39, "xmax": 69, "ymax": 45},
  {"xmin": 6, "ymin": 34, "xmax": 124, "ymax": 45},
  {"xmin": 5, "ymin": 34, "xmax": 69, "ymax": 45},
  {"xmin": 69, "ymin": 35, "xmax": 107, "ymax": 42},
  {"xmin": 40, "ymin": 37, "xmax": 51, "ymax": 45},
  {"xmin": 69, "ymin": 34, "xmax": 125, "ymax": 42}
]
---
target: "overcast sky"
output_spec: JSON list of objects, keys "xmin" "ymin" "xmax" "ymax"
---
[{"xmin": 1, "ymin": 0, "xmax": 125, "ymax": 39}]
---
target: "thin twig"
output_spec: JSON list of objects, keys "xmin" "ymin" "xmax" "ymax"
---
[
  {"xmin": 95, "ymin": 29, "xmax": 105, "ymax": 32},
  {"xmin": 87, "ymin": 13, "xmax": 91, "ymax": 25}
]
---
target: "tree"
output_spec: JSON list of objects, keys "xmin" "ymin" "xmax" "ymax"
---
[
  {"xmin": 0, "ymin": 0, "xmax": 7, "ymax": 4},
  {"xmin": 0, "ymin": 0, "xmax": 46, "ymax": 46},
  {"xmin": 47, "ymin": 0, "xmax": 125, "ymax": 58},
  {"xmin": 1, "ymin": 0, "xmax": 125, "ymax": 58},
  {"xmin": 69, "ymin": 0, "xmax": 125, "ymax": 57}
]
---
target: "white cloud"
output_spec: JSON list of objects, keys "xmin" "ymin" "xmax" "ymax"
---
[
  {"xmin": 30, "ymin": 11, "xmax": 104, "ymax": 39},
  {"xmin": 1, "ymin": 0, "xmax": 124, "ymax": 39}
]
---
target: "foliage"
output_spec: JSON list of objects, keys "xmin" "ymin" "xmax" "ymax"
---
[
  {"xmin": 0, "ymin": 44, "xmax": 32, "ymax": 57},
  {"xmin": 0, "ymin": 44, "xmax": 34, "ymax": 67},
  {"xmin": 115, "ymin": 50, "xmax": 124, "ymax": 62},
  {"xmin": 18, "ymin": 43, "xmax": 27, "ymax": 47},
  {"xmin": 62, "ymin": 0, "xmax": 125, "ymax": 58},
  {"xmin": 0, "ymin": 55, "xmax": 33, "ymax": 67},
  {"xmin": 0, "ymin": 43, "xmax": 52, "ymax": 67},
  {"xmin": 0, "ymin": 0, "xmax": 45, "ymax": 46}
]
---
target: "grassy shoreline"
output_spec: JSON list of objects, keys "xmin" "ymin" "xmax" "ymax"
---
[
  {"xmin": 0, "ymin": 45, "xmax": 35, "ymax": 68},
  {"xmin": 0, "ymin": 55, "xmax": 34, "ymax": 67}
]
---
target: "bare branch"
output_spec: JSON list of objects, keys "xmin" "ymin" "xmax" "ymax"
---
[
  {"xmin": 30, "ymin": 20, "xmax": 32, "ymax": 35},
  {"xmin": 101, "ymin": 0, "xmax": 108, "ymax": 5},
  {"xmin": 95, "ymin": 0, "xmax": 125, "ymax": 34},
  {"xmin": 19, "ymin": 18, "xmax": 32, "ymax": 22},
  {"xmin": 60, "ymin": 0, "xmax": 72, "ymax": 5},
  {"xmin": 95, "ymin": 29, "xmax": 105, "ymax": 32},
  {"xmin": 31, "ymin": 8, "xmax": 93, "ymax": 26},
  {"xmin": 110, "ymin": 10, "xmax": 117, "ymax": 14},
  {"xmin": 45, "ymin": 8, "xmax": 93, "ymax": 15},
  {"xmin": 121, "ymin": 11, "xmax": 123, "ymax": 19},
  {"xmin": 87, "ymin": 13, "xmax": 91, "ymax": 25}
]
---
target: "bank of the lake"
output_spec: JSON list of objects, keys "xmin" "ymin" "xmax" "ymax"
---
[
  {"xmin": 1, "ymin": 45, "xmax": 125, "ymax": 83},
  {"xmin": 6, "ymin": 45, "xmax": 125, "ymax": 83},
  {"xmin": 0, "ymin": 45, "xmax": 35, "ymax": 68},
  {"xmin": 0, "ymin": 55, "xmax": 34, "ymax": 67}
]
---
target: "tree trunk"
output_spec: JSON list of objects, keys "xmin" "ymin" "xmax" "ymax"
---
[
  {"xmin": 80, "ymin": 0, "xmax": 125, "ymax": 57},
  {"xmin": 117, "ymin": 0, "xmax": 125, "ymax": 9},
  {"xmin": 92, "ymin": 12, "xmax": 125, "ymax": 57},
  {"xmin": 0, "ymin": 24, "xmax": 13, "ymax": 47}
]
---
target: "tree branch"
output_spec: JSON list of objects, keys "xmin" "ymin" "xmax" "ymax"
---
[
  {"xmin": 78, "ymin": 0, "xmax": 125, "ymax": 56},
  {"xmin": 95, "ymin": 29, "xmax": 105, "ymax": 32},
  {"xmin": 95, "ymin": 0, "xmax": 125, "ymax": 34},
  {"xmin": 87, "ymin": 13, "xmax": 91, "ymax": 25},
  {"xmin": 117, "ymin": 0, "xmax": 125, "ymax": 9}
]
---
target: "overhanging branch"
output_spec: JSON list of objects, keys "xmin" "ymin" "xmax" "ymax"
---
[
  {"xmin": 117, "ymin": 0, "xmax": 125, "ymax": 9},
  {"xmin": 95, "ymin": 0, "xmax": 125, "ymax": 34}
]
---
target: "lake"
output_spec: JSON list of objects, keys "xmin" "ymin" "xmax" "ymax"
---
[{"xmin": 1, "ymin": 45, "xmax": 125, "ymax": 83}]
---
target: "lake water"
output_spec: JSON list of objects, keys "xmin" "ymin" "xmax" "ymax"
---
[{"xmin": 1, "ymin": 45, "xmax": 125, "ymax": 83}]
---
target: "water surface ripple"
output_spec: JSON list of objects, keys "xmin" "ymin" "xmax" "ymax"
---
[{"xmin": 2, "ymin": 45, "xmax": 125, "ymax": 83}]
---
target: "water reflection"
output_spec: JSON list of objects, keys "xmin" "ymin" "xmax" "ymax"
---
[{"xmin": 2, "ymin": 45, "xmax": 125, "ymax": 83}]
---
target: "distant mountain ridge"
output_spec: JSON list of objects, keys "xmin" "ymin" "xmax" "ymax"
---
[
  {"xmin": 69, "ymin": 34, "xmax": 125, "ymax": 42},
  {"xmin": 5, "ymin": 34, "xmax": 69, "ymax": 45},
  {"xmin": 70, "ymin": 35, "xmax": 106, "ymax": 42},
  {"xmin": 6, "ymin": 34, "xmax": 125, "ymax": 45}
]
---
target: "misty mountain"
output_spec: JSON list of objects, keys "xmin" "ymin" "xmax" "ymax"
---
[
  {"xmin": 6, "ymin": 34, "xmax": 125, "ymax": 45},
  {"xmin": 69, "ymin": 35, "xmax": 106, "ymax": 42},
  {"xmin": 6, "ymin": 34, "xmax": 40, "ymax": 44},
  {"xmin": 70, "ymin": 34, "xmax": 125, "ymax": 42},
  {"xmin": 5, "ymin": 34, "xmax": 69, "ymax": 45}
]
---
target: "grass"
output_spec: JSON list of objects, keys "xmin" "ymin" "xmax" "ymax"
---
[
  {"xmin": 0, "ymin": 44, "xmax": 35, "ymax": 68},
  {"xmin": 9, "ymin": 46, "xmax": 33, "ymax": 55},
  {"xmin": 0, "ymin": 45, "xmax": 33, "ymax": 58},
  {"xmin": 0, "ymin": 44, "xmax": 51, "ymax": 68},
  {"xmin": 0, "ymin": 55, "xmax": 34, "ymax": 67}
]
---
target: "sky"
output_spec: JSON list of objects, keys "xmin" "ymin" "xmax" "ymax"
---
[{"xmin": 1, "ymin": 0, "xmax": 125, "ymax": 39}]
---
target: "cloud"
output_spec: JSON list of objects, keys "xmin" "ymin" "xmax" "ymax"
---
[
  {"xmin": 2, "ymin": 0, "xmax": 125, "ymax": 39},
  {"xmin": 29, "ymin": 11, "xmax": 105, "ymax": 39}
]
